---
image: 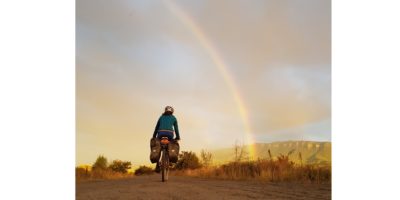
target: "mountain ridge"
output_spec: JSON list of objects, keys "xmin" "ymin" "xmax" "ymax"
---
[{"xmin": 210, "ymin": 140, "xmax": 331, "ymax": 165}]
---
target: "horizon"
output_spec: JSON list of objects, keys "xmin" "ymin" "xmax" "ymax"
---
[
  {"xmin": 77, "ymin": 140, "xmax": 332, "ymax": 166},
  {"xmin": 76, "ymin": 0, "xmax": 331, "ymax": 166}
]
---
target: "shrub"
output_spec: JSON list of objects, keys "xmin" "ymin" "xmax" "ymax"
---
[
  {"xmin": 174, "ymin": 151, "xmax": 202, "ymax": 170},
  {"xmin": 200, "ymin": 150, "xmax": 213, "ymax": 167},
  {"xmin": 76, "ymin": 156, "xmax": 134, "ymax": 181},
  {"xmin": 134, "ymin": 165, "xmax": 155, "ymax": 175},
  {"xmin": 76, "ymin": 166, "xmax": 90, "ymax": 180},
  {"xmin": 92, "ymin": 155, "xmax": 108, "ymax": 171},
  {"xmin": 109, "ymin": 160, "xmax": 132, "ymax": 174}
]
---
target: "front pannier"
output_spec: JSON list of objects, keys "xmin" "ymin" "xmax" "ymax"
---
[
  {"xmin": 168, "ymin": 140, "xmax": 180, "ymax": 163},
  {"xmin": 150, "ymin": 138, "xmax": 161, "ymax": 163}
]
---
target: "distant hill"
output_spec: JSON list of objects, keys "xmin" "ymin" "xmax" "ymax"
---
[{"xmin": 210, "ymin": 141, "xmax": 331, "ymax": 165}]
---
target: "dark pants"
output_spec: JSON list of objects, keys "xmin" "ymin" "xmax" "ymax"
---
[{"xmin": 157, "ymin": 131, "xmax": 173, "ymax": 140}]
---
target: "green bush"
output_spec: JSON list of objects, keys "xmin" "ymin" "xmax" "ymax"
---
[
  {"xmin": 109, "ymin": 160, "xmax": 132, "ymax": 174},
  {"xmin": 92, "ymin": 155, "xmax": 108, "ymax": 170},
  {"xmin": 174, "ymin": 151, "xmax": 202, "ymax": 170}
]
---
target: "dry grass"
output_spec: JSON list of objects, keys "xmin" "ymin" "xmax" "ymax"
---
[
  {"xmin": 76, "ymin": 167, "xmax": 133, "ymax": 182},
  {"xmin": 174, "ymin": 156, "xmax": 331, "ymax": 183}
]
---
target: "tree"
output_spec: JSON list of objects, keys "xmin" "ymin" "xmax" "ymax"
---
[
  {"xmin": 174, "ymin": 151, "xmax": 202, "ymax": 170},
  {"xmin": 109, "ymin": 160, "xmax": 132, "ymax": 174},
  {"xmin": 200, "ymin": 149, "xmax": 213, "ymax": 167},
  {"xmin": 92, "ymin": 155, "xmax": 108, "ymax": 170}
]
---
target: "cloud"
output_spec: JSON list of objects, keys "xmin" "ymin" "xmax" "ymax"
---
[{"xmin": 246, "ymin": 65, "xmax": 331, "ymax": 132}]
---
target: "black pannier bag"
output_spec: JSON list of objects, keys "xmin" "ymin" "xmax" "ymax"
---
[
  {"xmin": 168, "ymin": 140, "xmax": 180, "ymax": 163},
  {"xmin": 150, "ymin": 138, "xmax": 161, "ymax": 163}
]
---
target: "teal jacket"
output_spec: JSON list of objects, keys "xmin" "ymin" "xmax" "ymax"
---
[{"xmin": 153, "ymin": 114, "xmax": 180, "ymax": 139}]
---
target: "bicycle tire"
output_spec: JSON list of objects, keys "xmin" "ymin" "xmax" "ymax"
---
[
  {"xmin": 161, "ymin": 149, "xmax": 166, "ymax": 182},
  {"xmin": 164, "ymin": 152, "xmax": 169, "ymax": 181},
  {"xmin": 161, "ymin": 148, "xmax": 169, "ymax": 182}
]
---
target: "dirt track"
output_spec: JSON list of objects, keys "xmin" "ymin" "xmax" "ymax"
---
[{"xmin": 76, "ymin": 175, "xmax": 331, "ymax": 200}]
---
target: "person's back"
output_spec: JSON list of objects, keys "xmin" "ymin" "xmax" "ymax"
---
[
  {"xmin": 157, "ymin": 115, "xmax": 177, "ymax": 132},
  {"xmin": 153, "ymin": 106, "xmax": 180, "ymax": 141}
]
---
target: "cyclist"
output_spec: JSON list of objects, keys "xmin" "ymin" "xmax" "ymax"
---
[{"xmin": 153, "ymin": 106, "xmax": 180, "ymax": 172}]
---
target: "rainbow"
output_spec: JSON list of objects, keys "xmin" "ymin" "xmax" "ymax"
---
[{"xmin": 164, "ymin": 0, "xmax": 256, "ymax": 159}]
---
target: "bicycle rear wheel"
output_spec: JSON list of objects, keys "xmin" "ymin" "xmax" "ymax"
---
[{"xmin": 161, "ymin": 149, "xmax": 169, "ymax": 182}]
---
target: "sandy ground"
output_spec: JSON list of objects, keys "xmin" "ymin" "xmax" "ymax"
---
[{"xmin": 76, "ymin": 175, "xmax": 331, "ymax": 200}]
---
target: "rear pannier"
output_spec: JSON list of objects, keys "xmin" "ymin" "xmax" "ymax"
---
[
  {"xmin": 149, "ymin": 138, "xmax": 161, "ymax": 163},
  {"xmin": 168, "ymin": 140, "xmax": 180, "ymax": 163}
]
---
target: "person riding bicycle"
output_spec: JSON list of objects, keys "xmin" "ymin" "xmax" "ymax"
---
[{"xmin": 153, "ymin": 106, "xmax": 180, "ymax": 172}]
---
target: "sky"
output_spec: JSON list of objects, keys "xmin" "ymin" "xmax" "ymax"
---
[{"xmin": 76, "ymin": 0, "xmax": 331, "ymax": 165}]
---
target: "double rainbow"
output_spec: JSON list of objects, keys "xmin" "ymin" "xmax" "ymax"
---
[{"xmin": 164, "ymin": 0, "xmax": 256, "ymax": 159}]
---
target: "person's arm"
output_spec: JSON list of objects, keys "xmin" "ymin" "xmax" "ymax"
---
[
  {"xmin": 173, "ymin": 117, "xmax": 180, "ymax": 140},
  {"xmin": 153, "ymin": 118, "xmax": 160, "ymax": 138}
]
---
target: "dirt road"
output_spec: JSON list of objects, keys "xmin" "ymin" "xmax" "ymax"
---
[{"xmin": 76, "ymin": 175, "xmax": 331, "ymax": 200}]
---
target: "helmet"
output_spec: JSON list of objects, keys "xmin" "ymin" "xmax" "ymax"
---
[{"xmin": 165, "ymin": 106, "xmax": 174, "ymax": 113}]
